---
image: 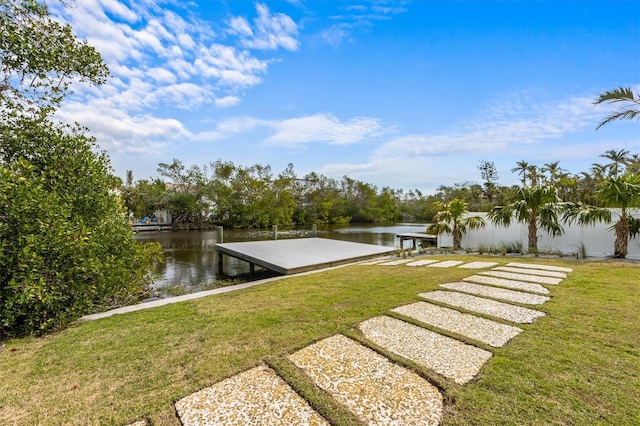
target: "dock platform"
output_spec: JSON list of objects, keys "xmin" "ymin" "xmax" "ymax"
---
[
  {"xmin": 215, "ymin": 238, "xmax": 395, "ymax": 275},
  {"xmin": 397, "ymin": 232, "xmax": 438, "ymax": 249}
]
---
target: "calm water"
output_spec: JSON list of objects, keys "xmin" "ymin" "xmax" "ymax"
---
[{"xmin": 134, "ymin": 223, "xmax": 428, "ymax": 296}]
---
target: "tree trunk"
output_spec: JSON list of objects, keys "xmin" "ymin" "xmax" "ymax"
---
[
  {"xmin": 613, "ymin": 213, "xmax": 629, "ymax": 258},
  {"xmin": 528, "ymin": 217, "xmax": 538, "ymax": 254},
  {"xmin": 453, "ymin": 225, "xmax": 461, "ymax": 250}
]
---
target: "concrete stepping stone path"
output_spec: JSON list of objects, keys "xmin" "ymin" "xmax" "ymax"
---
[
  {"xmin": 480, "ymin": 270, "xmax": 563, "ymax": 285},
  {"xmin": 406, "ymin": 259, "xmax": 441, "ymax": 266},
  {"xmin": 428, "ymin": 260, "xmax": 465, "ymax": 268},
  {"xmin": 440, "ymin": 282, "xmax": 550, "ymax": 305},
  {"xmin": 378, "ymin": 259, "xmax": 414, "ymax": 266},
  {"xmin": 464, "ymin": 275, "xmax": 550, "ymax": 294},
  {"xmin": 289, "ymin": 334, "xmax": 443, "ymax": 425},
  {"xmin": 359, "ymin": 316, "xmax": 492, "ymax": 384},
  {"xmin": 175, "ymin": 364, "xmax": 329, "ymax": 425},
  {"xmin": 506, "ymin": 262, "xmax": 573, "ymax": 273},
  {"xmin": 493, "ymin": 266, "xmax": 567, "ymax": 278},
  {"xmin": 420, "ymin": 290, "xmax": 546, "ymax": 323},
  {"xmin": 458, "ymin": 261, "xmax": 499, "ymax": 269},
  {"xmin": 392, "ymin": 301, "xmax": 523, "ymax": 348}
]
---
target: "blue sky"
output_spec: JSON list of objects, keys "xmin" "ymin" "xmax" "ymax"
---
[{"xmin": 53, "ymin": 0, "xmax": 639, "ymax": 193}]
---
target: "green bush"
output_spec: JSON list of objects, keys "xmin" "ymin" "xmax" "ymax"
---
[{"xmin": 0, "ymin": 119, "xmax": 162, "ymax": 338}]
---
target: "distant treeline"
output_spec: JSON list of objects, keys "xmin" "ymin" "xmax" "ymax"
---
[{"xmin": 121, "ymin": 153, "xmax": 639, "ymax": 229}]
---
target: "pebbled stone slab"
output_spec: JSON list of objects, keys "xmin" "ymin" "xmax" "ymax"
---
[
  {"xmin": 440, "ymin": 282, "xmax": 550, "ymax": 305},
  {"xmin": 493, "ymin": 266, "xmax": 567, "ymax": 278},
  {"xmin": 406, "ymin": 259, "xmax": 440, "ymax": 266},
  {"xmin": 458, "ymin": 261, "xmax": 499, "ymax": 269},
  {"xmin": 359, "ymin": 316, "xmax": 492, "ymax": 384},
  {"xmin": 289, "ymin": 334, "xmax": 443, "ymax": 425},
  {"xmin": 506, "ymin": 262, "xmax": 573, "ymax": 273},
  {"xmin": 428, "ymin": 260, "xmax": 465, "ymax": 268},
  {"xmin": 464, "ymin": 275, "xmax": 549, "ymax": 294},
  {"xmin": 378, "ymin": 259, "xmax": 414, "ymax": 266},
  {"xmin": 392, "ymin": 301, "xmax": 522, "ymax": 348},
  {"xmin": 420, "ymin": 291, "xmax": 546, "ymax": 324},
  {"xmin": 480, "ymin": 270, "xmax": 563, "ymax": 285},
  {"xmin": 175, "ymin": 365, "xmax": 329, "ymax": 426}
]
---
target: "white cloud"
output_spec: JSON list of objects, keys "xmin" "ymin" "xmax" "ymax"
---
[
  {"xmin": 215, "ymin": 96, "xmax": 241, "ymax": 108},
  {"xmin": 265, "ymin": 114, "xmax": 385, "ymax": 146},
  {"xmin": 374, "ymin": 94, "xmax": 606, "ymax": 159},
  {"xmin": 231, "ymin": 3, "xmax": 299, "ymax": 51}
]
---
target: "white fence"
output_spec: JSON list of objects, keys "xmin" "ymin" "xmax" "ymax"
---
[{"xmin": 437, "ymin": 209, "xmax": 640, "ymax": 260}]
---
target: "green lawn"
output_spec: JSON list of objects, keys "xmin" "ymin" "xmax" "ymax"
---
[{"xmin": 1, "ymin": 256, "xmax": 638, "ymax": 425}]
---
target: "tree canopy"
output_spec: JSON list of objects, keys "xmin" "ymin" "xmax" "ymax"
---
[{"xmin": 0, "ymin": 0, "xmax": 160, "ymax": 338}]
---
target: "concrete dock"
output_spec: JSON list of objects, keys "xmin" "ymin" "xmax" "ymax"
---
[{"xmin": 215, "ymin": 237, "xmax": 396, "ymax": 275}]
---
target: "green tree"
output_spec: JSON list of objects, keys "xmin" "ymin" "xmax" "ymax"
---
[
  {"xmin": 488, "ymin": 186, "xmax": 565, "ymax": 254},
  {"xmin": 564, "ymin": 173, "xmax": 640, "ymax": 258},
  {"xmin": 594, "ymin": 86, "xmax": 640, "ymax": 130},
  {"xmin": 427, "ymin": 198, "xmax": 485, "ymax": 250},
  {"xmin": 0, "ymin": 0, "xmax": 161, "ymax": 337}
]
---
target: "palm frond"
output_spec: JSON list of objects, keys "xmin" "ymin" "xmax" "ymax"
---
[{"xmin": 594, "ymin": 86, "xmax": 638, "ymax": 105}]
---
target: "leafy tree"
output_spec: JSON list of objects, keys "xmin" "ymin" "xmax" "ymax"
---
[
  {"xmin": 478, "ymin": 160, "xmax": 499, "ymax": 202},
  {"xmin": 564, "ymin": 155, "xmax": 640, "ymax": 258},
  {"xmin": 427, "ymin": 198, "xmax": 485, "ymax": 250},
  {"xmin": 488, "ymin": 186, "xmax": 565, "ymax": 254},
  {"xmin": 594, "ymin": 86, "xmax": 640, "ymax": 130},
  {"xmin": 0, "ymin": 0, "xmax": 161, "ymax": 337}
]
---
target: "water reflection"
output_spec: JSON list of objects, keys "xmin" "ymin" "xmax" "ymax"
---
[{"xmin": 135, "ymin": 223, "xmax": 428, "ymax": 297}]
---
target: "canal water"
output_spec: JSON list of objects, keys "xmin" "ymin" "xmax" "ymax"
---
[{"xmin": 134, "ymin": 223, "xmax": 428, "ymax": 297}]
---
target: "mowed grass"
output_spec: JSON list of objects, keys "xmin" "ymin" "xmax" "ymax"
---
[{"xmin": 1, "ymin": 256, "xmax": 639, "ymax": 425}]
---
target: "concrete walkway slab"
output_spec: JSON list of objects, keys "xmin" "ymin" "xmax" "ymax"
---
[
  {"xmin": 359, "ymin": 316, "xmax": 492, "ymax": 384},
  {"xmin": 463, "ymin": 275, "xmax": 550, "ymax": 294},
  {"xmin": 440, "ymin": 282, "xmax": 550, "ymax": 305},
  {"xmin": 459, "ymin": 261, "xmax": 499, "ymax": 269},
  {"xmin": 420, "ymin": 291, "xmax": 546, "ymax": 324},
  {"xmin": 175, "ymin": 364, "xmax": 329, "ymax": 425},
  {"xmin": 378, "ymin": 259, "xmax": 414, "ymax": 266},
  {"xmin": 406, "ymin": 259, "xmax": 440, "ymax": 266},
  {"xmin": 289, "ymin": 334, "xmax": 443, "ymax": 426},
  {"xmin": 480, "ymin": 270, "xmax": 563, "ymax": 285},
  {"xmin": 428, "ymin": 260, "xmax": 465, "ymax": 268},
  {"xmin": 493, "ymin": 266, "xmax": 567, "ymax": 278},
  {"xmin": 392, "ymin": 301, "xmax": 522, "ymax": 348},
  {"xmin": 506, "ymin": 262, "xmax": 573, "ymax": 273}
]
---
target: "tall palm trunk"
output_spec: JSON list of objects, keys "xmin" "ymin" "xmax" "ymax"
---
[
  {"xmin": 528, "ymin": 216, "xmax": 538, "ymax": 254},
  {"xmin": 614, "ymin": 213, "xmax": 629, "ymax": 258},
  {"xmin": 453, "ymin": 223, "xmax": 462, "ymax": 250}
]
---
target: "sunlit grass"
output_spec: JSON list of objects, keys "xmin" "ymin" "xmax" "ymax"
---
[{"xmin": 1, "ymin": 256, "xmax": 638, "ymax": 425}]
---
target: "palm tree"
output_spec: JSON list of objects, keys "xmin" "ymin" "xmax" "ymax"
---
[
  {"xmin": 427, "ymin": 198, "xmax": 485, "ymax": 250},
  {"xmin": 594, "ymin": 87, "xmax": 640, "ymax": 130},
  {"xmin": 600, "ymin": 149, "xmax": 630, "ymax": 177},
  {"xmin": 488, "ymin": 186, "xmax": 565, "ymax": 254},
  {"xmin": 541, "ymin": 161, "xmax": 567, "ymax": 186},
  {"xmin": 511, "ymin": 160, "xmax": 529, "ymax": 187},
  {"xmin": 564, "ymin": 174, "xmax": 640, "ymax": 258}
]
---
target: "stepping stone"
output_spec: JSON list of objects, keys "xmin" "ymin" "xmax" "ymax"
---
[
  {"xmin": 428, "ymin": 260, "xmax": 464, "ymax": 268},
  {"xmin": 440, "ymin": 282, "xmax": 550, "ymax": 305},
  {"xmin": 420, "ymin": 291, "xmax": 546, "ymax": 324},
  {"xmin": 493, "ymin": 266, "xmax": 567, "ymax": 278},
  {"xmin": 378, "ymin": 259, "xmax": 414, "ymax": 266},
  {"xmin": 480, "ymin": 270, "xmax": 563, "ymax": 285},
  {"xmin": 175, "ymin": 364, "xmax": 329, "ymax": 426},
  {"xmin": 458, "ymin": 261, "xmax": 499, "ymax": 269},
  {"xmin": 392, "ymin": 301, "xmax": 522, "ymax": 348},
  {"xmin": 359, "ymin": 259, "xmax": 389, "ymax": 265},
  {"xmin": 289, "ymin": 334, "xmax": 443, "ymax": 425},
  {"xmin": 359, "ymin": 316, "xmax": 492, "ymax": 384},
  {"xmin": 406, "ymin": 259, "xmax": 440, "ymax": 266},
  {"xmin": 506, "ymin": 262, "xmax": 573, "ymax": 273},
  {"xmin": 464, "ymin": 275, "xmax": 550, "ymax": 294}
]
